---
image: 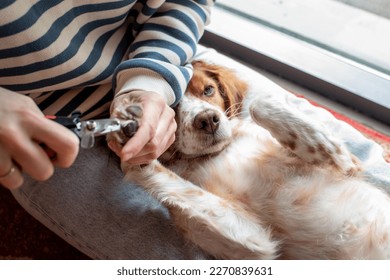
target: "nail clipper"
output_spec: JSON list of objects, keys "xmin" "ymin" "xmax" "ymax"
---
[{"xmin": 46, "ymin": 112, "xmax": 136, "ymax": 149}]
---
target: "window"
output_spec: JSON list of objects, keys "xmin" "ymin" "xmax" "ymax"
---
[{"xmin": 201, "ymin": 0, "xmax": 390, "ymax": 125}]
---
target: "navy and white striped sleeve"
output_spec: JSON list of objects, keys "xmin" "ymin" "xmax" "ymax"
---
[{"xmin": 113, "ymin": 0, "xmax": 213, "ymax": 106}]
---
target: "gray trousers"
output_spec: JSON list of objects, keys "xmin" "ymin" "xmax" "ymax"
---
[{"xmin": 11, "ymin": 138, "xmax": 206, "ymax": 259}]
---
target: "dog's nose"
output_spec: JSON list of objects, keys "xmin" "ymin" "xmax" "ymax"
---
[{"xmin": 193, "ymin": 110, "xmax": 220, "ymax": 133}]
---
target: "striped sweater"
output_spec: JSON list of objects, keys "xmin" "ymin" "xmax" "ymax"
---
[{"xmin": 0, "ymin": 0, "xmax": 213, "ymax": 119}]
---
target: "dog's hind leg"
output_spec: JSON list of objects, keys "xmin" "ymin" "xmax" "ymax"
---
[
  {"xmin": 248, "ymin": 95, "xmax": 360, "ymax": 176},
  {"xmin": 122, "ymin": 161, "xmax": 279, "ymax": 260}
]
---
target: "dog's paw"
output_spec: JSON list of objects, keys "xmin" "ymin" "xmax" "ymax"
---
[
  {"xmin": 107, "ymin": 95, "xmax": 142, "ymax": 145},
  {"xmin": 121, "ymin": 161, "xmax": 152, "ymax": 180},
  {"xmin": 249, "ymin": 99, "xmax": 361, "ymax": 176},
  {"xmin": 288, "ymin": 127, "xmax": 362, "ymax": 176}
]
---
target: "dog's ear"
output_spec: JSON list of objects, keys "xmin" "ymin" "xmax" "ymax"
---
[{"xmin": 192, "ymin": 60, "xmax": 247, "ymax": 117}]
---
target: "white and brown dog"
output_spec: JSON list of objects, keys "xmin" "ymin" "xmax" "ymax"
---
[{"xmin": 109, "ymin": 60, "xmax": 390, "ymax": 259}]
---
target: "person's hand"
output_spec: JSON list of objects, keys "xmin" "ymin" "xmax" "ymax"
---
[
  {"xmin": 108, "ymin": 91, "xmax": 176, "ymax": 165},
  {"xmin": 0, "ymin": 88, "xmax": 80, "ymax": 189}
]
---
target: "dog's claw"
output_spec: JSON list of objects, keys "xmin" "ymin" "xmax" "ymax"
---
[{"xmin": 122, "ymin": 120, "xmax": 139, "ymax": 138}]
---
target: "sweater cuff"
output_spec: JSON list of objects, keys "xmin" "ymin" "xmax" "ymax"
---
[{"xmin": 115, "ymin": 68, "xmax": 176, "ymax": 105}]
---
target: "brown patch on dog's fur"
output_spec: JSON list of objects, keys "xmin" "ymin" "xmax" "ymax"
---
[{"xmin": 188, "ymin": 60, "xmax": 248, "ymax": 116}]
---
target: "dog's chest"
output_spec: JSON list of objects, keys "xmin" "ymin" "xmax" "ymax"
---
[{"xmin": 169, "ymin": 129, "xmax": 279, "ymax": 202}]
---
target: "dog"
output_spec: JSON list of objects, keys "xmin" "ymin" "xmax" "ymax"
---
[{"xmin": 109, "ymin": 60, "xmax": 390, "ymax": 259}]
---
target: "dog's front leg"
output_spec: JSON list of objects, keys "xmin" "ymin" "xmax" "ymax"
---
[
  {"xmin": 248, "ymin": 94, "xmax": 360, "ymax": 176},
  {"xmin": 122, "ymin": 161, "xmax": 279, "ymax": 260}
]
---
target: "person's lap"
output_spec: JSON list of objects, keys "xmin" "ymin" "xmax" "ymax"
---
[
  {"xmin": 11, "ymin": 46, "xmax": 390, "ymax": 259},
  {"xmin": 11, "ymin": 138, "xmax": 206, "ymax": 259}
]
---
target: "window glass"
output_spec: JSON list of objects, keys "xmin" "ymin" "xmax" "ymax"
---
[{"xmin": 216, "ymin": 0, "xmax": 390, "ymax": 77}]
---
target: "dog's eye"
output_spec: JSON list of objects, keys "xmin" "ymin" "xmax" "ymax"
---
[{"xmin": 203, "ymin": 85, "xmax": 214, "ymax": 97}]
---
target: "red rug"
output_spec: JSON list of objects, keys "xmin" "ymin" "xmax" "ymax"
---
[
  {"xmin": 0, "ymin": 186, "xmax": 89, "ymax": 260},
  {"xmin": 0, "ymin": 96, "xmax": 389, "ymax": 260},
  {"xmin": 328, "ymin": 110, "xmax": 390, "ymax": 162}
]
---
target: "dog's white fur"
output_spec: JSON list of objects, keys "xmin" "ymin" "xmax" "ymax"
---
[{"xmin": 111, "ymin": 61, "xmax": 390, "ymax": 259}]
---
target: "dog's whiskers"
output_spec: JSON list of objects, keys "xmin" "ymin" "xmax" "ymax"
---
[
  {"xmin": 165, "ymin": 149, "xmax": 179, "ymax": 161},
  {"xmin": 225, "ymin": 103, "xmax": 242, "ymax": 119},
  {"xmin": 228, "ymin": 110, "xmax": 243, "ymax": 120},
  {"xmin": 225, "ymin": 102, "xmax": 239, "ymax": 115}
]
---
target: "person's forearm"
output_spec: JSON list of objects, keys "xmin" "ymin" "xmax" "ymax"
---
[{"xmin": 113, "ymin": 0, "xmax": 214, "ymax": 106}]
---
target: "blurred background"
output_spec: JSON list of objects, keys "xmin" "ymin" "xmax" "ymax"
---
[{"xmin": 336, "ymin": 0, "xmax": 390, "ymax": 18}]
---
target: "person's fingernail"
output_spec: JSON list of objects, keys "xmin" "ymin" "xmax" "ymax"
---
[{"xmin": 122, "ymin": 152, "xmax": 133, "ymax": 162}]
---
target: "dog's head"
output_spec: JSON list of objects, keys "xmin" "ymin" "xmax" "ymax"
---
[{"xmin": 167, "ymin": 60, "xmax": 248, "ymax": 159}]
